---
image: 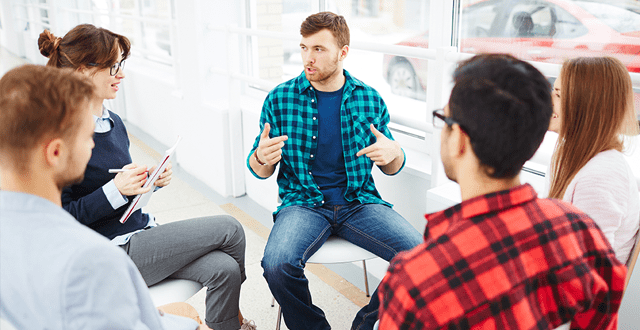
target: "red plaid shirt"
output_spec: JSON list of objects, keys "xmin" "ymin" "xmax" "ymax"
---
[{"xmin": 379, "ymin": 184, "xmax": 626, "ymax": 329}]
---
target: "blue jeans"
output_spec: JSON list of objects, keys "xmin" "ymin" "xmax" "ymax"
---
[{"xmin": 261, "ymin": 202, "xmax": 423, "ymax": 330}]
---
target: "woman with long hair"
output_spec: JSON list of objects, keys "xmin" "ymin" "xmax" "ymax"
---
[
  {"xmin": 548, "ymin": 56, "xmax": 639, "ymax": 263},
  {"xmin": 39, "ymin": 24, "xmax": 255, "ymax": 330}
]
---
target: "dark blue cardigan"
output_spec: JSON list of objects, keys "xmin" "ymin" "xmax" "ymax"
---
[{"xmin": 62, "ymin": 111, "xmax": 147, "ymax": 240}]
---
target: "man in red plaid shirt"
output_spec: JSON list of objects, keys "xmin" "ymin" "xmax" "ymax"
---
[{"xmin": 378, "ymin": 54, "xmax": 627, "ymax": 329}]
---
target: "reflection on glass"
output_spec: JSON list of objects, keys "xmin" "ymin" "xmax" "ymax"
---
[
  {"xmin": 251, "ymin": 0, "xmax": 640, "ymax": 120},
  {"xmin": 458, "ymin": 0, "xmax": 640, "ymax": 114},
  {"xmin": 458, "ymin": 0, "xmax": 640, "ymax": 71},
  {"xmin": 379, "ymin": 1, "xmax": 640, "ymax": 113}
]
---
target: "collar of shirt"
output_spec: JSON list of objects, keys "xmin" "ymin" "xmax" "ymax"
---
[
  {"xmin": 425, "ymin": 184, "xmax": 537, "ymax": 238},
  {"xmin": 93, "ymin": 106, "xmax": 114, "ymax": 133}
]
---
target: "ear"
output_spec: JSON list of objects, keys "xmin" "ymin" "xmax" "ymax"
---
[
  {"xmin": 447, "ymin": 124, "xmax": 468, "ymax": 158},
  {"xmin": 43, "ymin": 138, "xmax": 65, "ymax": 168},
  {"xmin": 340, "ymin": 45, "xmax": 349, "ymax": 60},
  {"xmin": 76, "ymin": 65, "xmax": 92, "ymax": 77}
]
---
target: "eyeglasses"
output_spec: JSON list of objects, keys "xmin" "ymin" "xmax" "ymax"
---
[
  {"xmin": 432, "ymin": 109, "xmax": 462, "ymax": 129},
  {"xmin": 87, "ymin": 59, "xmax": 126, "ymax": 76}
]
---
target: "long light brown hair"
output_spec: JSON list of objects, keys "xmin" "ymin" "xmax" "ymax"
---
[{"xmin": 548, "ymin": 57, "xmax": 638, "ymax": 199}]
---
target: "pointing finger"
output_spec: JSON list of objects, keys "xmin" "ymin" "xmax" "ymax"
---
[
  {"xmin": 261, "ymin": 123, "xmax": 271, "ymax": 139},
  {"xmin": 356, "ymin": 145, "xmax": 374, "ymax": 157},
  {"xmin": 370, "ymin": 124, "xmax": 384, "ymax": 138}
]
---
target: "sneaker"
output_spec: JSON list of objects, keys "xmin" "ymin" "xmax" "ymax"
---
[{"xmin": 240, "ymin": 318, "xmax": 256, "ymax": 330}]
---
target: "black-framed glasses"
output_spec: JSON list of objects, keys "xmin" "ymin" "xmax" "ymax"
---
[
  {"xmin": 87, "ymin": 59, "xmax": 125, "ymax": 76},
  {"xmin": 432, "ymin": 109, "xmax": 460, "ymax": 129},
  {"xmin": 433, "ymin": 109, "xmax": 472, "ymax": 138}
]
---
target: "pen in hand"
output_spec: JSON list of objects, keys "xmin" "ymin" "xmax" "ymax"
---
[{"xmin": 109, "ymin": 168, "xmax": 149, "ymax": 175}]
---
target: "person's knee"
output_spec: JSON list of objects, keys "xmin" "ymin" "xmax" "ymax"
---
[
  {"xmin": 261, "ymin": 251, "xmax": 302, "ymax": 285},
  {"xmin": 209, "ymin": 255, "xmax": 242, "ymax": 287},
  {"xmin": 213, "ymin": 215, "xmax": 246, "ymax": 248},
  {"xmin": 216, "ymin": 215, "xmax": 244, "ymax": 236}
]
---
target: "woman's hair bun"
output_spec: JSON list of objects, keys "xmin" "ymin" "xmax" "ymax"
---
[{"xmin": 38, "ymin": 30, "xmax": 60, "ymax": 58}]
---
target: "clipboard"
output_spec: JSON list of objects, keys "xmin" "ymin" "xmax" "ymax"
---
[{"xmin": 119, "ymin": 136, "xmax": 182, "ymax": 223}]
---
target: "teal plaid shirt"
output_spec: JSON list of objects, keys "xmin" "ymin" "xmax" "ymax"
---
[{"xmin": 247, "ymin": 70, "xmax": 405, "ymax": 213}]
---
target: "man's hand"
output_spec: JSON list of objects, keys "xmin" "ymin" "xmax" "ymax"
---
[
  {"xmin": 113, "ymin": 163, "xmax": 152, "ymax": 196},
  {"xmin": 256, "ymin": 123, "xmax": 288, "ymax": 166},
  {"xmin": 150, "ymin": 162, "xmax": 172, "ymax": 187},
  {"xmin": 356, "ymin": 124, "xmax": 402, "ymax": 166}
]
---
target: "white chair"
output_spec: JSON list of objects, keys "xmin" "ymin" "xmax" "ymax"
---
[
  {"xmin": 272, "ymin": 236, "xmax": 377, "ymax": 330},
  {"xmin": 1, "ymin": 317, "xmax": 18, "ymax": 330},
  {"xmin": 148, "ymin": 278, "xmax": 203, "ymax": 307}
]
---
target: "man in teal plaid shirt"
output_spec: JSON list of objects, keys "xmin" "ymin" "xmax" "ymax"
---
[{"xmin": 247, "ymin": 11, "xmax": 422, "ymax": 330}]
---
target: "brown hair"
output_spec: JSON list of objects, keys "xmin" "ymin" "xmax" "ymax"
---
[
  {"xmin": 38, "ymin": 24, "xmax": 130, "ymax": 71},
  {"xmin": 548, "ymin": 57, "xmax": 639, "ymax": 199},
  {"xmin": 0, "ymin": 65, "xmax": 95, "ymax": 169},
  {"xmin": 300, "ymin": 12, "xmax": 350, "ymax": 49}
]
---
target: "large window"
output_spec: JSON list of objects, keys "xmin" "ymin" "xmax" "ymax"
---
[
  {"xmin": 72, "ymin": 0, "xmax": 175, "ymax": 65},
  {"xmin": 243, "ymin": 0, "xmax": 640, "ymax": 164},
  {"xmin": 11, "ymin": 0, "xmax": 176, "ymax": 67},
  {"xmin": 247, "ymin": 0, "xmax": 434, "ymax": 130},
  {"xmin": 458, "ymin": 0, "xmax": 640, "ymax": 114}
]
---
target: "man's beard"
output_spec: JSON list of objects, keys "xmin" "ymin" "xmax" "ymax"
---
[
  {"xmin": 305, "ymin": 57, "xmax": 340, "ymax": 83},
  {"xmin": 55, "ymin": 157, "xmax": 86, "ymax": 191}
]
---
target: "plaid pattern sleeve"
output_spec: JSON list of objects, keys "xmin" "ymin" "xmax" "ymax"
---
[
  {"xmin": 247, "ymin": 70, "xmax": 402, "ymax": 213},
  {"xmin": 378, "ymin": 184, "xmax": 626, "ymax": 330}
]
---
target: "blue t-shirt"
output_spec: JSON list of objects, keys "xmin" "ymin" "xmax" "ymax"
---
[{"xmin": 314, "ymin": 86, "xmax": 348, "ymax": 205}]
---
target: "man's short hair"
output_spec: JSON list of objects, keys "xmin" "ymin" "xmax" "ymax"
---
[
  {"xmin": 449, "ymin": 54, "xmax": 552, "ymax": 178},
  {"xmin": 300, "ymin": 11, "xmax": 350, "ymax": 49},
  {"xmin": 0, "ymin": 64, "xmax": 95, "ymax": 169}
]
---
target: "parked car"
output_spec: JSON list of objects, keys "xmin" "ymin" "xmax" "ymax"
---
[{"xmin": 383, "ymin": 0, "xmax": 640, "ymax": 101}]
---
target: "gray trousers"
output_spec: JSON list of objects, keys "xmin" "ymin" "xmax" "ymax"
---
[{"xmin": 121, "ymin": 215, "xmax": 246, "ymax": 330}]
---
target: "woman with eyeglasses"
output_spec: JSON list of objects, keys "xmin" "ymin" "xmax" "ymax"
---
[
  {"xmin": 38, "ymin": 24, "xmax": 255, "ymax": 330},
  {"xmin": 548, "ymin": 56, "xmax": 639, "ymax": 264}
]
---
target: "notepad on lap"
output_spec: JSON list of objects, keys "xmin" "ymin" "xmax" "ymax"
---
[{"xmin": 119, "ymin": 136, "xmax": 182, "ymax": 223}]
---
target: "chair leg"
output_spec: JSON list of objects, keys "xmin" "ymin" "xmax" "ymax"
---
[
  {"xmin": 276, "ymin": 305, "xmax": 282, "ymax": 330},
  {"xmin": 363, "ymin": 260, "xmax": 370, "ymax": 297}
]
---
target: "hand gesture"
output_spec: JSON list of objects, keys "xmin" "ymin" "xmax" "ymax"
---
[
  {"xmin": 256, "ymin": 123, "xmax": 288, "ymax": 166},
  {"xmin": 356, "ymin": 124, "xmax": 402, "ymax": 166},
  {"xmin": 113, "ymin": 163, "xmax": 152, "ymax": 196},
  {"xmin": 150, "ymin": 162, "xmax": 172, "ymax": 188}
]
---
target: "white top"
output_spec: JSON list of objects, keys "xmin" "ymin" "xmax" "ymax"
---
[
  {"xmin": 0, "ymin": 191, "xmax": 197, "ymax": 330},
  {"xmin": 562, "ymin": 149, "xmax": 640, "ymax": 263}
]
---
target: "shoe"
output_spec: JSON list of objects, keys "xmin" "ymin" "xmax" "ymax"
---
[{"xmin": 240, "ymin": 318, "xmax": 256, "ymax": 330}]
